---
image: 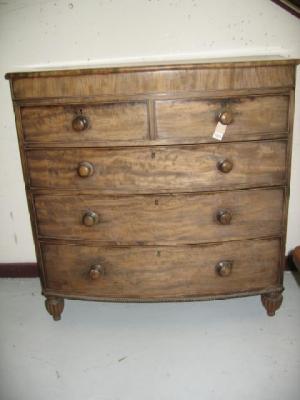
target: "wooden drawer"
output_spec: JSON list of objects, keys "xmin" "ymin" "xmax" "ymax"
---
[
  {"xmin": 34, "ymin": 188, "xmax": 283, "ymax": 244},
  {"xmin": 21, "ymin": 102, "xmax": 148, "ymax": 145},
  {"xmin": 156, "ymin": 95, "xmax": 289, "ymax": 143},
  {"xmin": 42, "ymin": 238, "xmax": 280, "ymax": 299},
  {"xmin": 9, "ymin": 62, "xmax": 295, "ymax": 99},
  {"xmin": 27, "ymin": 141, "xmax": 287, "ymax": 192}
]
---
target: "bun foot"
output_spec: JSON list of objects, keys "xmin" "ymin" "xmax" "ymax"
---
[
  {"xmin": 261, "ymin": 291, "xmax": 283, "ymax": 316},
  {"xmin": 45, "ymin": 296, "xmax": 64, "ymax": 321}
]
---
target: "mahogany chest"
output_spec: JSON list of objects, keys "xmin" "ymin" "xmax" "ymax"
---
[{"xmin": 6, "ymin": 59, "xmax": 298, "ymax": 320}]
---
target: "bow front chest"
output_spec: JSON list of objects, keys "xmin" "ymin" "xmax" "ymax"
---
[{"xmin": 6, "ymin": 59, "xmax": 298, "ymax": 320}]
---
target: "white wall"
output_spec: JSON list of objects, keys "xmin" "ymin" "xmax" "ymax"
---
[{"xmin": 0, "ymin": 0, "xmax": 299, "ymax": 262}]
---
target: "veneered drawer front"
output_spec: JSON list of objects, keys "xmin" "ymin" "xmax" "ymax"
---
[
  {"xmin": 11, "ymin": 64, "xmax": 295, "ymax": 99},
  {"xmin": 42, "ymin": 239, "xmax": 281, "ymax": 299},
  {"xmin": 21, "ymin": 102, "xmax": 148, "ymax": 144},
  {"xmin": 27, "ymin": 141, "xmax": 287, "ymax": 192},
  {"xmin": 35, "ymin": 188, "xmax": 284, "ymax": 244},
  {"xmin": 156, "ymin": 95, "xmax": 289, "ymax": 143}
]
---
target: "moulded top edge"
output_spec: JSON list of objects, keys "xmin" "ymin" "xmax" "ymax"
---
[{"xmin": 5, "ymin": 58, "xmax": 300, "ymax": 80}]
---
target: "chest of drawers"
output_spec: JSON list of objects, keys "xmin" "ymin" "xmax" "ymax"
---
[{"xmin": 6, "ymin": 59, "xmax": 298, "ymax": 320}]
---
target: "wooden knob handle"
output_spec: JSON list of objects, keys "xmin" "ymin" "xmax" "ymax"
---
[
  {"xmin": 216, "ymin": 209, "xmax": 232, "ymax": 225},
  {"xmin": 218, "ymin": 110, "xmax": 233, "ymax": 125},
  {"xmin": 77, "ymin": 161, "xmax": 94, "ymax": 177},
  {"xmin": 215, "ymin": 260, "xmax": 233, "ymax": 277},
  {"xmin": 82, "ymin": 211, "xmax": 99, "ymax": 227},
  {"xmin": 72, "ymin": 115, "xmax": 89, "ymax": 131},
  {"xmin": 89, "ymin": 264, "xmax": 104, "ymax": 280},
  {"xmin": 217, "ymin": 159, "xmax": 233, "ymax": 173}
]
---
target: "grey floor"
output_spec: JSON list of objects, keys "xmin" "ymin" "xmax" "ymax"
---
[{"xmin": 0, "ymin": 272, "xmax": 299, "ymax": 400}]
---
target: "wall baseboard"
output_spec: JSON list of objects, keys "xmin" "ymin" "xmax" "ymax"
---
[
  {"xmin": 0, "ymin": 263, "xmax": 39, "ymax": 278},
  {"xmin": 0, "ymin": 255, "xmax": 297, "ymax": 278}
]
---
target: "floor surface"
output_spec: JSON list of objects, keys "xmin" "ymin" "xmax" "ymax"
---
[{"xmin": 0, "ymin": 272, "xmax": 299, "ymax": 400}]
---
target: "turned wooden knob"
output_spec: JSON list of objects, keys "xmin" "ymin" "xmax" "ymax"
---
[
  {"xmin": 217, "ymin": 159, "xmax": 233, "ymax": 173},
  {"xmin": 72, "ymin": 115, "xmax": 89, "ymax": 131},
  {"xmin": 218, "ymin": 110, "xmax": 233, "ymax": 125},
  {"xmin": 77, "ymin": 161, "xmax": 94, "ymax": 177},
  {"xmin": 82, "ymin": 211, "xmax": 99, "ymax": 227},
  {"xmin": 216, "ymin": 209, "xmax": 232, "ymax": 225},
  {"xmin": 215, "ymin": 260, "xmax": 233, "ymax": 277},
  {"xmin": 89, "ymin": 264, "xmax": 104, "ymax": 280}
]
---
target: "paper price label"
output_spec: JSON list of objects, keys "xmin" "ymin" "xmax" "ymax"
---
[{"xmin": 212, "ymin": 122, "xmax": 227, "ymax": 141}]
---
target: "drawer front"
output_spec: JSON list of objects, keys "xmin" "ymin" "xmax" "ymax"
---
[
  {"xmin": 21, "ymin": 102, "xmax": 148, "ymax": 144},
  {"xmin": 42, "ymin": 239, "xmax": 280, "ymax": 299},
  {"xmin": 27, "ymin": 141, "xmax": 286, "ymax": 192},
  {"xmin": 35, "ymin": 188, "xmax": 283, "ymax": 243},
  {"xmin": 11, "ymin": 64, "xmax": 295, "ymax": 99},
  {"xmin": 156, "ymin": 95, "xmax": 289, "ymax": 142}
]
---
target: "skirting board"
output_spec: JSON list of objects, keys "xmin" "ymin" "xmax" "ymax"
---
[
  {"xmin": 0, "ymin": 256, "xmax": 296, "ymax": 278},
  {"xmin": 0, "ymin": 263, "xmax": 38, "ymax": 278}
]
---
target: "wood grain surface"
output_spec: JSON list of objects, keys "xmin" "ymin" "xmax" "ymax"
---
[
  {"xmin": 5, "ymin": 59, "xmax": 296, "ymax": 316},
  {"xmin": 10, "ymin": 64, "xmax": 295, "ymax": 99},
  {"xmin": 5, "ymin": 58, "xmax": 299, "ymax": 79},
  {"xmin": 34, "ymin": 188, "xmax": 283, "ymax": 244},
  {"xmin": 26, "ymin": 141, "xmax": 287, "ymax": 192},
  {"xmin": 156, "ymin": 95, "xmax": 289, "ymax": 141},
  {"xmin": 42, "ymin": 238, "xmax": 281, "ymax": 299},
  {"xmin": 21, "ymin": 102, "xmax": 148, "ymax": 144}
]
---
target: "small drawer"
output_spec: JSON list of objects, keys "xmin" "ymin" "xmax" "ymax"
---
[
  {"xmin": 34, "ymin": 188, "xmax": 284, "ymax": 244},
  {"xmin": 42, "ymin": 238, "xmax": 281, "ymax": 299},
  {"xmin": 156, "ymin": 95, "xmax": 289, "ymax": 143},
  {"xmin": 26, "ymin": 141, "xmax": 287, "ymax": 192},
  {"xmin": 21, "ymin": 102, "xmax": 148, "ymax": 145}
]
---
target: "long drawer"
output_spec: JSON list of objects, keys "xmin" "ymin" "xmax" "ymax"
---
[
  {"xmin": 10, "ymin": 62, "xmax": 295, "ymax": 99},
  {"xmin": 42, "ymin": 238, "xmax": 281, "ymax": 299},
  {"xmin": 34, "ymin": 188, "xmax": 283, "ymax": 244},
  {"xmin": 27, "ymin": 141, "xmax": 287, "ymax": 192}
]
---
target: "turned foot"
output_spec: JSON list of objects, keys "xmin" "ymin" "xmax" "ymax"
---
[
  {"xmin": 261, "ymin": 291, "xmax": 283, "ymax": 316},
  {"xmin": 45, "ymin": 296, "xmax": 64, "ymax": 321}
]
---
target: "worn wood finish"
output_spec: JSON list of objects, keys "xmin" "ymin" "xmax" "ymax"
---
[
  {"xmin": 156, "ymin": 95, "xmax": 289, "ymax": 142},
  {"xmin": 41, "ymin": 238, "xmax": 281, "ymax": 299},
  {"xmin": 5, "ymin": 59, "xmax": 299, "ymax": 79},
  {"xmin": 45, "ymin": 296, "xmax": 64, "ymax": 321},
  {"xmin": 8, "ymin": 63, "xmax": 296, "ymax": 100},
  {"xmin": 261, "ymin": 291, "xmax": 284, "ymax": 316},
  {"xmin": 26, "ymin": 141, "xmax": 287, "ymax": 192},
  {"xmin": 280, "ymin": 90, "xmax": 296, "ymax": 284},
  {"xmin": 6, "ymin": 59, "xmax": 297, "ymax": 319},
  {"xmin": 34, "ymin": 188, "xmax": 283, "ymax": 244},
  {"xmin": 21, "ymin": 102, "xmax": 149, "ymax": 144}
]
